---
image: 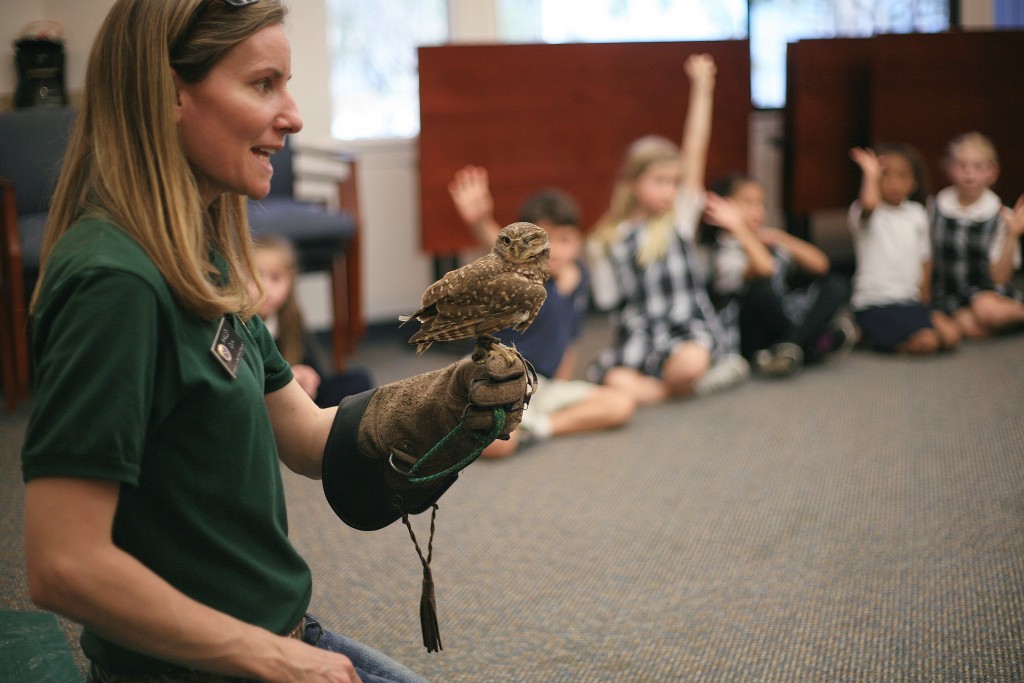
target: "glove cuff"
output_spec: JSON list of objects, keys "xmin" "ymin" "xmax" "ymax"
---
[{"xmin": 322, "ymin": 389, "xmax": 457, "ymax": 531}]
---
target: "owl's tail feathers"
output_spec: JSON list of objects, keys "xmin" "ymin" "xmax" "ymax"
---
[{"xmin": 400, "ymin": 314, "xmax": 434, "ymax": 358}]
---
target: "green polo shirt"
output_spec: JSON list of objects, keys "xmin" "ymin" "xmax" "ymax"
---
[{"xmin": 21, "ymin": 219, "xmax": 311, "ymax": 674}]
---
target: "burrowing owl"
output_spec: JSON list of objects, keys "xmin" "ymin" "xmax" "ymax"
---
[{"xmin": 401, "ymin": 222, "xmax": 550, "ymax": 354}]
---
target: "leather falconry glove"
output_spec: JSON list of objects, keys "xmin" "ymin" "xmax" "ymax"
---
[
  {"xmin": 322, "ymin": 339, "xmax": 534, "ymax": 530},
  {"xmin": 322, "ymin": 340, "xmax": 534, "ymax": 653}
]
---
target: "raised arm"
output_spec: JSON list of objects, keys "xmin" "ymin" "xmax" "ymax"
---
[
  {"xmin": 850, "ymin": 147, "xmax": 882, "ymax": 217},
  {"xmin": 762, "ymin": 228, "xmax": 830, "ymax": 277},
  {"xmin": 449, "ymin": 165, "xmax": 502, "ymax": 249},
  {"xmin": 680, "ymin": 53, "xmax": 716, "ymax": 195},
  {"xmin": 704, "ymin": 192, "xmax": 776, "ymax": 280}
]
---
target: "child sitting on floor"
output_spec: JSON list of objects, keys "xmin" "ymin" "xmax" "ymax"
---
[
  {"xmin": 585, "ymin": 53, "xmax": 748, "ymax": 404},
  {"xmin": 250, "ymin": 234, "xmax": 373, "ymax": 407},
  {"xmin": 848, "ymin": 144, "xmax": 960, "ymax": 353},
  {"xmin": 928, "ymin": 132, "xmax": 1024, "ymax": 338},
  {"xmin": 704, "ymin": 173, "xmax": 853, "ymax": 376}
]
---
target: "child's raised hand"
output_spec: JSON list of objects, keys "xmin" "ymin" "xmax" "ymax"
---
[
  {"xmin": 703, "ymin": 192, "xmax": 745, "ymax": 234},
  {"xmin": 850, "ymin": 147, "xmax": 881, "ymax": 178},
  {"xmin": 1001, "ymin": 194, "xmax": 1024, "ymax": 237},
  {"xmin": 684, "ymin": 53, "xmax": 716, "ymax": 84},
  {"xmin": 448, "ymin": 165, "xmax": 494, "ymax": 228}
]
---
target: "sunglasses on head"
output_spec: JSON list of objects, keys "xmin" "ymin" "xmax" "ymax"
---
[
  {"xmin": 191, "ymin": 0, "xmax": 260, "ymax": 15},
  {"xmin": 172, "ymin": 0, "xmax": 261, "ymax": 59}
]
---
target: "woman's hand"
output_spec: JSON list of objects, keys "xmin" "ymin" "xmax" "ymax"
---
[{"xmin": 257, "ymin": 636, "xmax": 363, "ymax": 683}]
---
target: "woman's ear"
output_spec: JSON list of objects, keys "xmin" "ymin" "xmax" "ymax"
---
[{"xmin": 170, "ymin": 70, "xmax": 185, "ymax": 123}]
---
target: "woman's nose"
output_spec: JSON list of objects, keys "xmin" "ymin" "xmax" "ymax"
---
[{"xmin": 277, "ymin": 93, "xmax": 303, "ymax": 135}]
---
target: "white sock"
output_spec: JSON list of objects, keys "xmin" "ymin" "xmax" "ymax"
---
[{"xmin": 529, "ymin": 415, "xmax": 553, "ymax": 440}]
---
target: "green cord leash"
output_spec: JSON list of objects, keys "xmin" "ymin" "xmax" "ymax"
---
[{"xmin": 402, "ymin": 406, "xmax": 507, "ymax": 484}]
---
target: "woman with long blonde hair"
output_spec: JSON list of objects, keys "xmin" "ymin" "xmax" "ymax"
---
[
  {"xmin": 21, "ymin": 1, "xmax": 526, "ymax": 680},
  {"xmin": 586, "ymin": 53, "xmax": 747, "ymax": 405}
]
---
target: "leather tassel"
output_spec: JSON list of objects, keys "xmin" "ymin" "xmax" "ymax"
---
[
  {"xmin": 402, "ymin": 503, "xmax": 443, "ymax": 652},
  {"xmin": 419, "ymin": 564, "xmax": 442, "ymax": 652}
]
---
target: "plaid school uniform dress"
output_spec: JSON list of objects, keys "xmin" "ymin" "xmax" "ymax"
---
[
  {"xmin": 592, "ymin": 218, "xmax": 728, "ymax": 380},
  {"xmin": 930, "ymin": 187, "xmax": 1019, "ymax": 314}
]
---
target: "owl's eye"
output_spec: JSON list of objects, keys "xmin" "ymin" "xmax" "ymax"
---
[{"xmin": 499, "ymin": 235, "xmax": 512, "ymax": 246}]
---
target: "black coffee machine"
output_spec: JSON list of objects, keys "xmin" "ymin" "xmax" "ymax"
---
[{"xmin": 14, "ymin": 22, "xmax": 68, "ymax": 108}]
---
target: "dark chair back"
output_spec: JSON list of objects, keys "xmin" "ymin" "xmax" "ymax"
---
[
  {"xmin": 0, "ymin": 107, "xmax": 76, "ymax": 216},
  {"xmin": 0, "ymin": 106, "xmax": 76, "ymax": 411},
  {"xmin": 245, "ymin": 140, "xmax": 364, "ymax": 370}
]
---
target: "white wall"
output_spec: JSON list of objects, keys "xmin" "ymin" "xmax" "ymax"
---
[
  {"xmin": 961, "ymin": 0, "xmax": 995, "ymax": 27},
  {"xmin": 0, "ymin": 0, "xmax": 998, "ymax": 328}
]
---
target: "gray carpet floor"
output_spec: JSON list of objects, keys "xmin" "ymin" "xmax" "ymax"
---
[{"xmin": 2, "ymin": 317, "xmax": 1023, "ymax": 682}]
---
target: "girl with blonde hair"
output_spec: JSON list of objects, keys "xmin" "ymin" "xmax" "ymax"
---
[
  {"xmin": 250, "ymin": 234, "xmax": 373, "ymax": 407},
  {"xmin": 586, "ymin": 54, "xmax": 747, "ymax": 405},
  {"xmin": 928, "ymin": 131, "xmax": 1024, "ymax": 337}
]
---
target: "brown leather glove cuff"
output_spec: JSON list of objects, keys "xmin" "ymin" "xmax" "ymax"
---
[{"xmin": 322, "ymin": 389, "xmax": 457, "ymax": 531}]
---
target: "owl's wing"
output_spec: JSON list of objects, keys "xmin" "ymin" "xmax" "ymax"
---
[
  {"xmin": 408, "ymin": 312, "xmax": 492, "ymax": 344},
  {"xmin": 417, "ymin": 255, "xmax": 499, "ymax": 308},
  {"xmin": 409, "ymin": 272, "xmax": 546, "ymax": 343}
]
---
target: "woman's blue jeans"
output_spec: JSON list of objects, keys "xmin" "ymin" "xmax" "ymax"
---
[{"xmin": 301, "ymin": 614, "xmax": 432, "ymax": 683}]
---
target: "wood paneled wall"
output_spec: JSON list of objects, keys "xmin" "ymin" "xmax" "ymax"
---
[{"xmin": 418, "ymin": 41, "xmax": 751, "ymax": 254}]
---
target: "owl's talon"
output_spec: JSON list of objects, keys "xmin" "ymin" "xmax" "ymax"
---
[
  {"xmin": 472, "ymin": 335, "xmax": 519, "ymax": 368},
  {"xmin": 472, "ymin": 334, "xmax": 500, "ymax": 363}
]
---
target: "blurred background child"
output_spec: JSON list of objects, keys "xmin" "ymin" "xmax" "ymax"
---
[
  {"xmin": 848, "ymin": 145, "xmax": 960, "ymax": 353},
  {"xmin": 250, "ymin": 235, "xmax": 373, "ymax": 407},
  {"xmin": 929, "ymin": 132, "xmax": 1024, "ymax": 337},
  {"xmin": 586, "ymin": 53, "xmax": 748, "ymax": 405},
  {"xmin": 704, "ymin": 173, "xmax": 852, "ymax": 376},
  {"xmin": 448, "ymin": 165, "xmax": 635, "ymax": 458}
]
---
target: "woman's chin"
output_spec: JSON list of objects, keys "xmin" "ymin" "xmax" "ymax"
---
[{"xmin": 246, "ymin": 183, "xmax": 272, "ymax": 201}]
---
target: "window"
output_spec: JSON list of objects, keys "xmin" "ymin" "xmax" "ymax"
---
[
  {"xmin": 496, "ymin": 0, "xmax": 747, "ymax": 42},
  {"xmin": 326, "ymin": 0, "xmax": 949, "ymax": 139},
  {"xmin": 749, "ymin": 0, "xmax": 949, "ymax": 108},
  {"xmin": 994, "ymin": 0, "xmax": 1024, "ymax": 27},
  {"xmin": 498, "ymin": 0, "xmax": 948, "ymax": 110},
  {"xmin": 325, "ymin": 0, "xmax": 448, "ymax": 140}
]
